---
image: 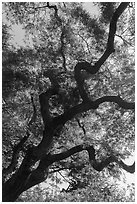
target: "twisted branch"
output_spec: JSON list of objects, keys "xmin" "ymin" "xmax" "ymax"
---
[
  {"xmin": 74, "ymin": 3, "xmax": 130, "ymax": 102},
  {"xmin": 52, "ymin": 95, "xmax": 134, "ymax": 128},
  {"xmin": 48, "ymin": 144, "xmax": 135, "ymax": 174}
]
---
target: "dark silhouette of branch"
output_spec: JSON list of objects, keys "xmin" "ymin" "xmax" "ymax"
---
[
  {"xmin": 2, "ymin": 136, "xmax": 29, "ymax": 176},
  {"xmin": 2, "ymin": 3, "xmax": 134, "ymax": 201},
  {"xmin": 39, "ymin": 70, "xmax": 60, "ymax": 126},
  {"xmin": 39, "ymin": 88, "xmax": 58, "ymax": 125},
  {"xmin": 46, "ymin": 2, "xmax": 58, "ymax": 16},
  {"xmin": 28, "ymin": 2, "xmax": 59, "ymax": 20},
  {"xmin": 49, "ymin": 167, "xmax": 69, "ymax": 174},
  {"xmin": 3, "ymin": 95, "xmax": 36, "ymax": 177},
  {"xmin": 116, "ymin": 34, "xmax": 134, "ymax": 47},
  {"xmin": 38, "ymin": 3, "xmax": 132, "ymax": 154},
  {"xmin": 37, "ymin": 91, "xmax": 134, "ymax": 158},
  {"xmin": 60, "ymin": 28, "xmax": 67, "ymax": 71},
  {"xmin": 52, "ymin": 95, "xmax": 134, "ymax": 128},
  {"xmin": 75, "ymin": 32, "xmax": 91, "ymax": 55},
  {"xmin": 75, "ymin": 117, "xmax": 86, "ymax": 135},
  {"xmin": 48, "ymin": 144, "xmax": 135, "ymax": 173},
  {"xmin": 22, "ymin": 159, "xmax": 49, "ymax": 192},
  {"xmin": 74, "ymin": 3, "xmax": 129, "ymax": 102},
  {"xmin": 58, "ymin": 171, "xmax": 72, "ymax": 184},
  {"xmin": 117, "ymin": 159, "xmax": 135, "ymax": 173}
]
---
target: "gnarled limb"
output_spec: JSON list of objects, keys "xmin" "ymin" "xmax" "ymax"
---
[
  {"xmin": 52, "ymin": 95, "xmax": 134, "ymax": 128},
  {"xmin": 116, "ymin": 160, "xmax": 135, "ymax": 173},
  {"xmin": 37, "ymin": 91, "xmax": 134, "ymax": 158},
  {"xmin": 95, "ymin": 2, "xmax": 129, "ymax": 69},
  {"xmin": 74, "ymin": 3, "xmax": 129, "ymax": 102},
  {"xmin": 2, "ymin": 3, "xmax": 134, "ymax": 202},
  {"xmin": 48, "ymin": 144, "xmax": 135, "ymax": 173}
]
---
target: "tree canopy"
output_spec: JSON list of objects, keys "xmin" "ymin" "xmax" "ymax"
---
[{"xmin": 2, "ymin": 2, "xmax": 135, "ymax": 202}]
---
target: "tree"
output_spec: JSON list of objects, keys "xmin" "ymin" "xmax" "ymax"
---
[{"xmin": 2, "ymin": 2, "xmax": 135, "ymax": 202}]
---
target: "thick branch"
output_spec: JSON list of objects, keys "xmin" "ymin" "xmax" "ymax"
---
[
  {"xmin": 22, "ymin": 159, "xmax": 49, "ymax": 192},
  {"xmin": 2, "ymin": 147, "xmax": 37, "ymax": 202},
  {"xmin": 117, "ymin": 160, "xmax": 135, "ymax": 174},
  {"xmin": 49, "ymin": 144, "xmax": 86, "ymax": 163},
  {"xmin": 37, "ymin": 94, "xmax": 134, "ymax": 158},
  {"xmin": 2, "ymin": 135, "xmax": 29, "ymax": 176},
  {"xmin": 74, "ymin": 3, "xmax": 129, "ymax": 102},
  {"xmin": 52, "ymin": 95, "xmax": 134, "ymax": 128},
  {"xmin": 48, "ymin": 144, "xmax": 135, "ymax": 174},
  {"xmin": 95, "ymin": 2, "xmax": 129, "ymax": 69},
  {"xmin": 43, "ymin": 69, "xmax": 60, "ymax": 89}
]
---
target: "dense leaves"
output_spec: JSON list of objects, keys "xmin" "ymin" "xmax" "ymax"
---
[{"xmin": 2, "ymin": 2, "xmax": 135, "ymax": 202}]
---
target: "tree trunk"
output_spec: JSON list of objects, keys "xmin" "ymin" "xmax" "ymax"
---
[
  {"xmin": 2, "ymin": 171, "xmax": 31, "ymax": 202},
  {"xmin": 2, "ymin": 148, "xmax": 50, "ymax": 202}
]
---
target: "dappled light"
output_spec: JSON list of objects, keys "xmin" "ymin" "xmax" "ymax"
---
[{"xmin": 2, "ymin": 2, "xmax": 135, "ymax": 202}]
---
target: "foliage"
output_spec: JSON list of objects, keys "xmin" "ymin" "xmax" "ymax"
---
[{"xmin": 2, "ymin": 2, "xmax": 135, "ymax": 202}]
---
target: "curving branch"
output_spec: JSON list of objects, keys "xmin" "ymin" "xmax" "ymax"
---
[
  {"xmin": 95, "ymin": 2, "xmax": 129, "ymax": 69},
  {"xmin": 48, "ymin": 144, "xmax": 135, "ymax": 174},
  {"xmin": 46, "ymin": 2, "xmax": 58, "ymax": 16},
  {"xmin": 39, "ymin": 3, "xmax": 132, "ymax": 140},
  {"xmin": 74, "ymin": 3, "xmax": 129, "ymax": 102},
  {"xmin": 3, "ymin": 3, "xmax": 134, "ymax": 201},
  {"xmin": 37, "ymin": 92, "xmax": 134, "ymax": 158},
  {"xmin": 52, "ymin": 95, "xmax": 134, "ymax": 128},
  {"xmin": 116, "ymin": 159, "xmax": 135, "ymax": 173}
]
